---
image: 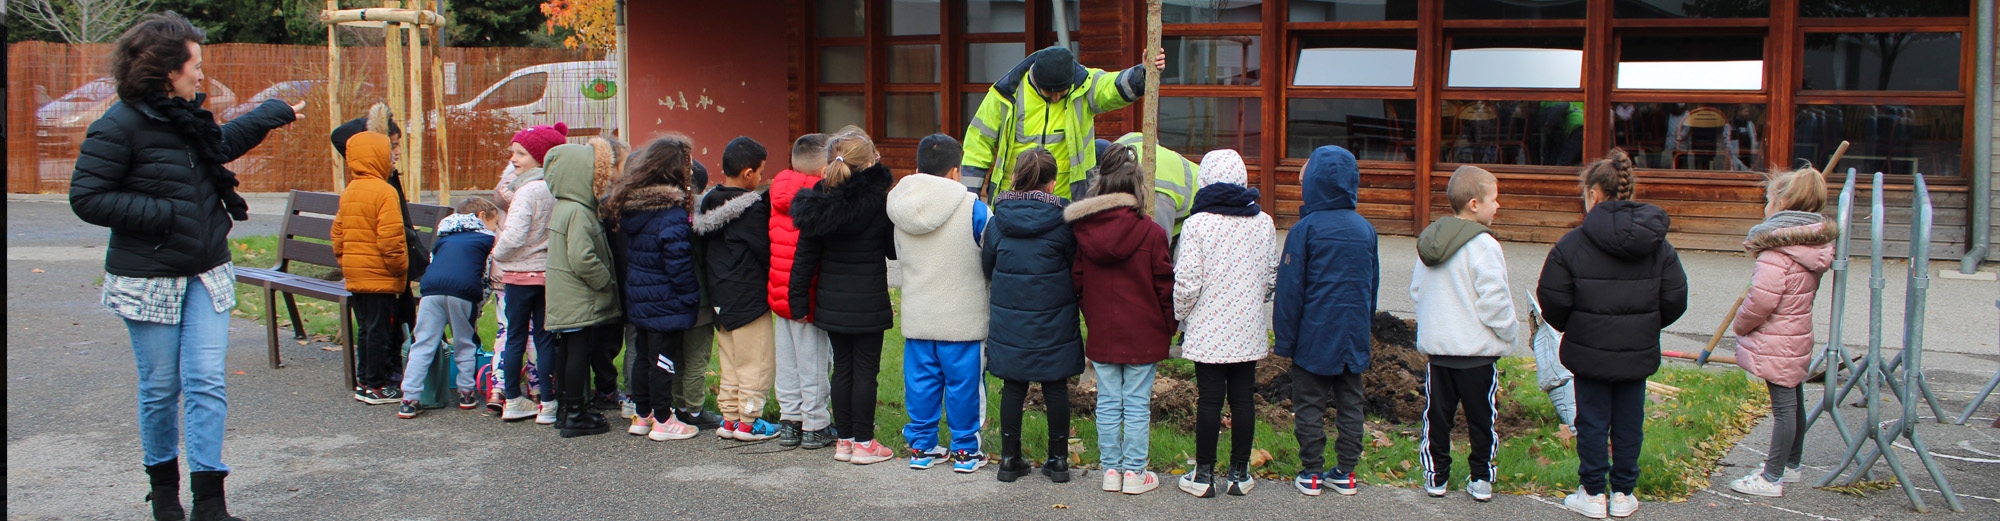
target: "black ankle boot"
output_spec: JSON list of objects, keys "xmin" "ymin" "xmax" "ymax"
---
[
  {"xmin": 1041, "ymin": 437, "xmax": 1071, "ymax": 483},
  {"xmin": 996, "ymin": 432, "xmax": 1030, "ymax": 482},
  {"xmin": 188, "ymin": 471, "xmax": 242, "ymax": 521},
  {"xmin": 558, "ymin": 404, "xmax": 609, "ymax": 438},
  {"xmin": 145, "ymin": 459, "xmax": 185, "ymax": 521}
]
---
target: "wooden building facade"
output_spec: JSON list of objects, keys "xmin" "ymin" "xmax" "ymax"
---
[{"xmin": 628, "ymin": 0, "xmax": 1995, "ymax": 258}]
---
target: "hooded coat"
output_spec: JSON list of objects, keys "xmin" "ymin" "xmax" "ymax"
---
[
  {"xmin": 1536, "ymin": 200, "xmax": 1689, "ymax": 383},
  {"xmin": 492, "ymin": 167, "xmax": 553, "ymax": 275},
  {"xmin": 788, "ymin": 164, "xmax": 898, "ymax": 334},
  {"xmin": 1067, "ymin": 193, "xmax": 1176, "ymax": 365},
  {"xmin": 1173, "ymin": 163, "xmax": 1279, "ymax": 365},
  {"xmin": 1410, "ymin": 216, "xmax": 1518, "ymax": 361},
  {"xmin": 1274, "ymin": 146, "xmax": 1379, "ymax": 376},
  {"xmin": 419, "ymin": 213, "xmax": 495, "ymax": 304},
  {"xmin": 767, "ymin": 169, "xmax": 823, "ymax": 321},
  {"xmin": 886, "ymin": 173, "xmax": 991, "ymax": 342},
  {"xmin": 543, "ymin": 144, "xmax": 622, "ymax": 331},
  {"xmin": 69, "ymin": 97, "xmax": 295, "ymax": 279},
  {"xmin": 1732, "ymin": 213, "xmax": 1838, "ymax": 388},
  {"xmin": 616, "ymin": 185, "xmax": 701, "ymax": 333},
  {"xmin": 330, "ymin": 132, "xmax": 410, "ymax": 294},
  {"xmin": 694, "ymin": 185, "xmax": 772, "ymax": 331},
  {"xmin": 983, "ymin": 192, "xmax": 1083, "ymax": 382}
]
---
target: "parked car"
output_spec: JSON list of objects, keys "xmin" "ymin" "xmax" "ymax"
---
[
  {"xmin": 447, "ymin": 61, "xmax": 619, "ymax": 139},
  {"xmin": 35, "ymin": 77, "xmax": 237, "ymax": 156},
  {"xmin": 220, "ymin": 80, "xmax": 376, "ymax": 122}
]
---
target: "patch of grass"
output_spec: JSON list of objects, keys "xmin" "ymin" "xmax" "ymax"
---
[{"xmin": 226, "ymin": 236, "xmax": 1765, "ymax": 500}]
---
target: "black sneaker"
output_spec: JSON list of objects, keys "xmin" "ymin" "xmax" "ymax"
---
[
  {"xmin": 557, "ymin": 407, "xmax": 610, "ymax": 438},
  {"xmin": 800, "ymin": 428, "xmax": 837, "ymax": 450},
  {"xmin": 396, "ymin": 400, "xmax": 422, "ymax": 419},
  {"xmin": 354, "ymin": 387, "xmax": 399, "ymax": 405},
  {"xmin": 458, "ymin": 390, "xmax": 479, "ymax": 410},
  {"xmin": 676, "ymin": 409, "xmax": 725, "ymax": 430},
  {"xmin": 777, "ymin": 421, "xmax": 804, "ymax": 448},
  {"xmin": 590, "ymin": 392, "xmax": 620, "ymax": 410}
]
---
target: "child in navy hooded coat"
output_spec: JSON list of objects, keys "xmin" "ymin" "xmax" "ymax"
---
[
  {"xmin": 1275, "ymin": 145, "xmax": 1379, "ymax": 497},
  {"xmin": 604, "ymin": 136, "xmax": 703, "ymax": 441},
  {"xmin": 982, "ymin": 147, "xmax": 1081, "ymax": 484}
]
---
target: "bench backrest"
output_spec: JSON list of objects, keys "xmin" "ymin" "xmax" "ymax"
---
[{"xmin": 274, "ymin": 190, "xmax": 452, "ymax": 274}]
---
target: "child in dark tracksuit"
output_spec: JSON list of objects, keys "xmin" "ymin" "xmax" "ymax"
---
[
  {"xmin": 396, "ymin": 198, "xmax": 500, "ymax": 419},
  {"xmin": 1538, "ymin": 149, "xmax": 1687, "ymax": 519},
  {"xmin": 1275, "ymin": 145, "xmax": 1379, "ymax": 498},
  {"xmin": 1410, "ymin": 166, "xmax": 1519, "ymax": 501},
  {"xmin": 888, "ymin": 134, "xmax": 993, "ymax": 473},
  {"xmin": 982, "ymin": 148, "xmax": 1082, "ymax": 484}
]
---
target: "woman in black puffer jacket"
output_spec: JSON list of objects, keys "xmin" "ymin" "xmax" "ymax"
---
[
  {"xmin": 788, "ymin": 126, "xmax": 898, "ymax": 464},
  {"xmin": 67, "ymin": 12, "xmax": 301, "ymax": 521}
]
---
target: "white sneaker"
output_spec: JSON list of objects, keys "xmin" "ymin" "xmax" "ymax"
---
[
  {"xmin": 628, "ymin": 415, "xmax": 653, "ymax": 436},
  {"xmin": 1102, "ymin": 469, "xmax": 1124, "ymax": 492},
  {"xmin": 1122, "ymin": 470, "xmax": 1159, "ymax": 495},
  {"xmin": 1467, "ymin": 479, "xmax": 1494, "ymax": 502},
  {"xmin": 1565, "ymin": 487, "xmax": 1608, "ymax": 519},
  {"xmin": 1424, "ymin": 477, "xmax": 1447, "ymax": 497},
  {"xmin": 1730, "ymin": 473, "xmax": 1783, "ymax": 498},
  {"xmin": 1609, "ymin": 492, "xmax": 1639, "ymax": 518},
  {"xmin": 1760, "ymin": 463, "xmax": 1802, "ymax": 483},
  {"xmin": 501, "ymin": 397, "xmax": 539, "ymax": 421},
  {"xmin": 536, "ymin": 401, "xmax": 559, "ymax": 425},
  {"xmin": 619, "ymin": 397, "xmax": 637, "ymax": 419}
]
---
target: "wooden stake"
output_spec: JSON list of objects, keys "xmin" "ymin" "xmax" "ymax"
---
[
  {"xmin": 328, "ymin": 0, "xmax": 345, "ymax": 193},
  {"xmin": 430, "ymin": 0, "xmax": 451, "ymax": 205},
  {"xmin": 1140, "ymin": 0, "xmax": 1162, "ymax": 179},
  {"xmin": 406, "ymin": 17, "xmax": 424, "ymax": 203},
  {"xmin": 383, "ymin": 0, "xmax": 407, "ymax": 204}
]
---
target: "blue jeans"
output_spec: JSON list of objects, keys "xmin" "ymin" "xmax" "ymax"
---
[
  {"xmin": 1094, "ymin": 362, "xmax": 1156, "ymax": 471},
  {"xmin": 124, "ymin": 281, "xmax": 231, "ymax": 473},
  {"xmin": 501, "ymin": 284, "xmax": 554, "ymax": 400}
]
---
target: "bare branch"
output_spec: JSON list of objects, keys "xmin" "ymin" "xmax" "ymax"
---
[{"xmin": 10, "ymin": 0, "xmax": 155, "ymax": 43}]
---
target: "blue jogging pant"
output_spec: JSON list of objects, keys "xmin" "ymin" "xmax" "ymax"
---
[{"xmin": 901, "ymin": 339, "xmax": 986, "ymax": 453}]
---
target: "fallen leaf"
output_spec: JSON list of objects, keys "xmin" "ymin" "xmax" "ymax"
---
[
  {"xmin": 1051, "ymin": 504, "xmax": 1068, "ymax": 509},
  {"xmin": 297, "ymin": 340, "xmax": 309, "ymax": 346},
  {"xmin": 1249, "ymin": 448, "xmax": 1273, "ymax": 468},
  {"xmin": 320, "ymin": 346, "xmax": 341, "ymax": 352}
]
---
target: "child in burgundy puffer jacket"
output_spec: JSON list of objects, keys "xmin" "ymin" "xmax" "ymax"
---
[{"xmin": 1727, "ymin": 167, "xmax": 1837, "ymax": 498}]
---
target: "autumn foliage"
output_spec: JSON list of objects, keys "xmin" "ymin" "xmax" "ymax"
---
[{"xmin": 539, "ymin": 0, "xmax": 617, "ymax": 52}]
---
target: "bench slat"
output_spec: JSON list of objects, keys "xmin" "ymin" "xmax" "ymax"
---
[
  {"xmin": 282, "ymin": 240, "xmax": 339, "ymax": 269},
  {"xmin": 283, "ymin": 215, "xmax": 335, "ymax": 241},
  {"xmin": 289, "ymin": 190, "xmax": 341, "ymax": 216}
]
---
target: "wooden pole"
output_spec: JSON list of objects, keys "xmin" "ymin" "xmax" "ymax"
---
[
  {"xmin": 406, "ymin": 17, "xmax": 425, "ymax": 204},
  {"xmin": 383, "ymin": 1, "xmax": 407, "ymax": 204},
  {"xmin": 320, "ymin": 8, "xmax": 447, "ymax": 26},
  {"xmin": 430, "ymin": 0, "xmax": 451, "ymax": 205},
  {"xmin": 1141, "ymin": 0, "xmax": 1161, "ymax": 180},
  {"xmin": 328, "ymin": 0, "xmax": 345, "ymax": 193}
]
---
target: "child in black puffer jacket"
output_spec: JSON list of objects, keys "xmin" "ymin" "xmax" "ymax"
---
[{"xmin": 1536, "ymin": 148, "xmax": 1688, "ymax": 519}]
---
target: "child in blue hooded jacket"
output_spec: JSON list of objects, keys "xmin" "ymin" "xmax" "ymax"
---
[
  {"xmin": 1275, "ymin": 145, "xmax": 1379, "ymax": 498},
  {"xmin": 396, "ymin": 197, "xmax": 499, "ymax": 419},
  {"xmin": 604, "ymin": 136, "xmax": 705, "ymax": 442}
]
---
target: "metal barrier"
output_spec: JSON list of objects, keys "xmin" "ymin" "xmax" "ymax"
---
[
  {"xmin": 1953, "ymin": 302, "xmax": 2000, "ymax": 425},
  {"xmin": 1815, "ymin": 171, "xmax": 1962, "ymax": 513},
  {"xmin": 1803, "ymin": 168, "xmax": 1858, "ymax": 445}
]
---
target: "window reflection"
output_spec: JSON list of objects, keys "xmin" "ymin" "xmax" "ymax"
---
[
  {"xmin": 1444, "ymin": 0, "xmax": 1586, "ymax": 19},
  {"xmin": 1794, "ymin": 105, "xmax": 1962, "ymax": 177},
  {"xmin": 1288, "ymin": 0, "xmax": 1417, "ymax": 22},
  {"xmin": 1615, "ymin": 0, "xmax": 1768, "ymax": 18},
  {"xmin": 889, "ymin": 44, "xmax": 940, "ymax": 84},
  {"xmin": 819, "ymin": 94, "xmax": 865, "ymax": 134},
  {"xmin": 1165, "ymin": 36, "xmax": 1261, "ymax": 86},
  {"xmin": 964, "ymin": 0, "xmax": 1026, "ymax": 33},
  {"xmin": 1439, "ymin": 100, "xmax": 1586, "ymax": 166},
  {"xmin": 888, "ymin": 0, "xmax": 940, "ymax": 36},
  {"xmin": 1611, "ymin": 103, "xmax": 1766, "ymax": 171},
  {"xmin": 1161, "ymin": 97, "xmax": 1264, "ymax": 159},
  {"xmin": 1800, "ymin": 0, "xmax": 1966, "ymax": 18},
  {"xmin": 1803, "ymin": 33, "xmax": 1962, "ymax": 91},
  {"xmin": 967, "ymin": 42, "xmax": 1027, "ymax": 83},
  {"xmin": 1287, "ymin": 99, "xmax": 1418, "ymax": 161},
  {"xmin": 820, "ymin": 46, "xmax": 866, "ymax": 84},
  {"xmin": 1617, "ymin": 36, "xmax": 1764, "ymax": 91},
  {"xmin": 1293, "ymin": 36, "xmax": 1417, "ymax": 88},
  {"xmin": 1165, "ymin": 0, "xmax": 1263, "ymax": 23},
  {"xmin": 818, "ymin": 0, "xmax": 865, "ymax": 38},
  {"xmin": 1448, "ymin": 36, "xmax": 1584, "ymax": 89},
  {"xmin": 886, "ymin": 93, "xmax": 940, "ymax": 139}
]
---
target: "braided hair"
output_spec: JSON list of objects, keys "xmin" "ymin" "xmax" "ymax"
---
[{"xmin": 1579, "ymin": 147, "xmax": 1637, "ymax": 203}]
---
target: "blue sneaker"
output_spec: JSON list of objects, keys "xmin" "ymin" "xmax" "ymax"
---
[
  {"xmin": 909, "ymin": 447, "xmax": 947, "ymax": 469},
  {"xmin": 1294, "ymin": 470, "xmax": 1323, "ymax": 496},
  {"xmin": 1327, "ymin": 469, "xmax": 1359, "ymax": 496},
  {"xmin": 951, "ymin": 450, "xmax": 989, "ymax": 473},
  {"xmin": 735, "ymin": 418, "xmax": 780, "ymax": 441}
]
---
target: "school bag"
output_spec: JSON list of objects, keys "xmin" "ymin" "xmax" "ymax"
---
[{"xmin": 1528, "ymin": 292, "xmax": 1576, "ymax": 426}]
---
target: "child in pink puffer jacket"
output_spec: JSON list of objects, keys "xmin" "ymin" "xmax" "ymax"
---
[{"xmin": 1727, "ymin": 167, "xmax": 1837, "ymax": 499}]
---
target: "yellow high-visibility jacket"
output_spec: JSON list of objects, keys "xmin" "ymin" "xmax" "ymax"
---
[
  {"xmin": 961, "ymin": 47, "xmax": 1147, "ymax": 200},
  {"xmin": 1108, "ymin": 132, "xmax": 1198, "ymax": 236}
]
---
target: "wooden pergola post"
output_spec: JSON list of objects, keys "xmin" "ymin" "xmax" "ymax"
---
[
  {"xmin": 327, "ymin": 0, "xmax": 344, "ymax": 193},
  {"xmin": 319, "ymin": 2, "xmax": 448, "ymax": 202}
]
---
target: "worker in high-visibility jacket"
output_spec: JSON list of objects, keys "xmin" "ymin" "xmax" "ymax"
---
[
  {"xmin": 960, "ymin": 46, "xmax": 1165, "ymax": 199},
  {"xmin": 1088, "ymin": 133, "xmax": 1198, "ymax": 238}
]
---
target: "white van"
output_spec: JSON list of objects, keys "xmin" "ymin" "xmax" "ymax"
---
[{"xmin": 451, "ymin": 61, "xmax": 619, "ymax": 139}]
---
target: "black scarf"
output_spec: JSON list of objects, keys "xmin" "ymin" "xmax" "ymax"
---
[
  {"xmin": 141, "ymin": 92, "xmax": 249, "ymax": 221},
  {"xmin": 1190, "ymin": 183, "xmax": 1261, "ymax": 217}
]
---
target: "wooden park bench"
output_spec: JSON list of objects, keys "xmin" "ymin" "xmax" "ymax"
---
[{"xmin": 235, "ymin": 190, "xmax": 450, "ymax": 389}]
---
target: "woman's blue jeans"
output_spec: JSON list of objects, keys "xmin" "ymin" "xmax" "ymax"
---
[{"xmin": 123, "ymin": 282, "xmax": 231, "ymax": 472}]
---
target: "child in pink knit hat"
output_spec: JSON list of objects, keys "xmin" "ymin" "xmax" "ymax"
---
[
  {"xmin": 492, "ymin": 121, "xmax": 567, "ymax": 424},
  {"xmin": 512, "ymin": 123, "xmax": 570, "ymax": 166}
]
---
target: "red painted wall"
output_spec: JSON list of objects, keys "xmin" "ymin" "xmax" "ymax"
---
[{"xmin": 626, "ymin": 0, "xmax": 794, "ymax": 180}]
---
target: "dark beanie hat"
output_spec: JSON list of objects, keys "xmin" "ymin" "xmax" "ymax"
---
[
  {"xmin": 329, "ymin": 117, "xmax": 367, "ymax": 157},
  {"xmin": 692, "ymin": 159, "xmax": 710, "ymax": 190},
  {"xmin": 1030, "ymin": 46, "xmax": 1077, "ymax": 94}
]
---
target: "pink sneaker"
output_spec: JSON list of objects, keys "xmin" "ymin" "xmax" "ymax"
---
[
  {"xmin": 835, "ymin": 439, "xmax": 854, "ymax": 462},
  {"xmin": 849, "ymin": 439, "xmax": 894, "ymax": 465},
  {"xmin": 649, "ymin": 416, "xmax": 699, "ymax": 441}
]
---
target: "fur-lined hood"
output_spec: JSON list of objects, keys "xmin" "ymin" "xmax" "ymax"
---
[
  {"xmin": 1066, "ymin": 193, "xmax": 1150, "ymax": 264},
  {"xmin": 613, "ymin": 184, "xmax": 688, "ymax": 214},
  {"xmin": 792, "ymin": 163, "xmax": 893, "ymax": 238},
  {"xmin": 1745, "ymin": 216, "xmax": 1839, "ymax": 252},
  {"xmin": 693, "ymin": 187, "xmax": 763, "ymax": 235},
  {"xmin": 1063, "ymin": 193, "xmax": 1139, "ymax": 223}
]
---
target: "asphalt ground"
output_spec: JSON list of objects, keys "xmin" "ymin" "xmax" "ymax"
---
[{"xmin": 9, "ymin": 194, "xmax": 2000, "ymax": 520}]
